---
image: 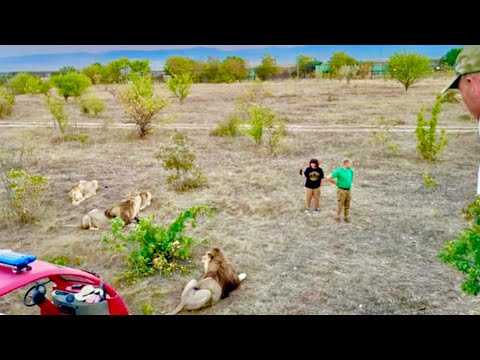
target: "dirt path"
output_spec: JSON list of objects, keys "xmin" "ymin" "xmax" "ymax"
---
[{"xmin": 0, "ymin": 122, "xmax": 477, "ymax": 133}]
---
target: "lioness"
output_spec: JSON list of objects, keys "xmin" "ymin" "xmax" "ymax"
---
[{"xmin": 68, "ymin": 180, "xmax": 99, "ymax": 206}]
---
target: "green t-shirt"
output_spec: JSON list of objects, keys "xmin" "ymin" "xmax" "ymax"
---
[{"xmin": 332, "ymin": 167, "xmax": 354, "ymax": 189}]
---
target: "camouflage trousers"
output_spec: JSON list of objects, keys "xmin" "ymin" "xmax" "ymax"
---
[{"xmin": 337, "ymin": 189, "xmax": 351, "ymax": 217}]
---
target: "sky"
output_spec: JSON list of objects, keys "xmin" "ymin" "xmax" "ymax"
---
[{"xmin": 0, "ymin": 45, "xmax": 463, "ymax": 72}]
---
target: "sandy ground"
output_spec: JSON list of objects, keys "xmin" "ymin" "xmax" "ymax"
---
[{"xmin": 0, "ymin": 76, "xmax": 479, "ymax": 315}]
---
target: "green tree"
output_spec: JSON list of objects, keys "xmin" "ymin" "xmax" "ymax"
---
[
  {"xmin": 82, "ymin": 63, "xmax": 105, "ymax": 84},
  {"xmin": 7, "ymin": 73, "xmax": 51, "ymax": 95},
  {"xmin": 296, "ymin": 55, "xmax": 320, "ymax": 78},
  {"xmin": 218, "ymin": 56, "xmax": 248, "ymax": 82},
  {"xmin": 164, "ymin": 56, "xmax": 195, "ymax": 77},
  {"xmin": 129, "ymin": 59, "xmax": 151, "ymax": 76},
  {"xmin": 116, "ymin": 74, "xmax": 169, "ymax": 138},
  {"xmin": 440, "ymin": 48, "xmax": 463, "ymax": 68},
  {"xmin": 388, "ymin": 51, "xmax": 431, "ymax": 91},
  {"xmin": 58, "ymin": 66, "xmax": 78, "ymax": 74},
  {"xmin": 329, "ymin": 52, "xmax": 359, "ymax": 79},
  {"xmin": 200, "ymin": 57, "xmax": 221, "ymax": 82},
  {"xmin": 104, "ymin": 58, "xmax": 131, "ymax": 83},
  {"xmin": 255, "ymin": 54, "xmax": 280, "ymax": 81},
  {"xmin": 51, "ymin": 72, "xmax": 92, "ymax": 101}
]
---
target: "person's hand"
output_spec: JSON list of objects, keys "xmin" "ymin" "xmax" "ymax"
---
[{"xmin": 299, "ymin": 169, "xmax": 303, "ymax": 175}]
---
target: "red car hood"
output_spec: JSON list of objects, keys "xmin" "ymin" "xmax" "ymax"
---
[{"xmin": 0, "ymin": 260, "xmax": 101, "ymax": 297}]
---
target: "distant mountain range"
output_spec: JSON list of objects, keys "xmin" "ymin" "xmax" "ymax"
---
[{"xmin": 0, "ymin": 45, "xmax": 462, "ymax": 72}]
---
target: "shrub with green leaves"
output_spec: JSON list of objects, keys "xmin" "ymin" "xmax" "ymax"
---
[
  {"xmin": 440, "ymin": 48, "xmax": 463, "ymax": 68},
  {"xmin": 0, "ymin": 87, "xmax": 15, "ymax": 118},
  {"xmin": 51, "ymin": 72, "xmax": 92, "ymax": 101},
  {"xmin": 388, "ymin": 51, "xmax": 431, "ymax": 91},
  {"xmin": 329, "ymin": 52, "xmax": 359, "ymax": 79},
  {"xmin": 142, "ymin": 303, "xmax": 154, "ymax": 315},
  {"xmin": 116, "ymin": 74, "xmax": 169, "ymax": 138},
  {"xmin": 165, "ymin": 56, "xmax": 196, "ymax": 77},
  {"xmin": 441, "ymin": 90, "xmax": 460, "ymax": 103},
  {"xmin": 422, "ymin": 170, "xmax": 438, "ymax": 188},
  {"xmin": 155, "ymin": 132, "xmax": 207, "ymax": 191},
  {"xmin": 77, "ymin": 92, "xmax": 106, "ymax": 116},
  {"xmin": 244, "ymin": 104, "xmax": 286, "ymax": 153},
  {"xmin": 46, "ymin": 95, "xmax": 69, "ymax": 134},
  {"xmin": 211, "ymin": 114, "xmax": 242, "ymax": 137},
  {"xmin": 166, "ymin": 73, "xmax": 193, "ymax": 103},
  {"xmin": 102, "ymin": 206, "xmax": 215, "ymax": 279},
  {"xmin": 255, "ymin": 54, "xmax": 280, "ymax": 81},
  {"xmin": 6, "ymin": 73, "xmax": 51, "ymax": 95},
  {"xmin": 439, "ymin": 195, "xmax": 480, "ymax": 295},
  {"xmin": 4, "ymin": 168, "xmax": 49, "ymax": 223},
  {"xmin": 416, "ymin": 93, "xmax": 448, "ymax": 161}
]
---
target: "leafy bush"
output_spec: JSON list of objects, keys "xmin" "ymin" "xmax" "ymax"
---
[
  {"xmin": 6, "ymin": 73, "xmax": 50, "ymax": 94},
  {"xmin": 439, "ymin": 195, "xmax": 480, "ymax": 295},
  {"xmin": 440, "ymin": 48, "xmax": 463, "ymax": 68},
  {"xmin": 217, "ymin": 56, "xmax": 248, "ymax": 82},
  {"xmin": 102, "ymin": 206, "xmax": 215, "ymax": 279},
  {"xmin": 329, "ymin": 52, "xmax": 359, "ymax": 79},
  {"xmin": 166, "ymin": 73, "xmax": 193, "ymax": 103},
  {"xmin": 58, "ymin": 66, "xmax": 79, "ymax": 74},
  {"xmin": 77, "ymin": 92, "xmax": 106, "ymax": 116},
  {"xmin": 155, "ymin": 132, "xmax": 207, "ymax": 191},
  {"xmin": 116, "ymin": 74, "xmax": 170, "ymax": 138},
  {"xmin": 142, "ymin": 303, "xmax": 154, "ymax": 315},
  {"xmin": 165, "ymin": 56, "xmax": 196, "ymax": 77},
  {"xmin": 422, "ymin": 170, "xmax": 438, "ymax": 188},
  {"xmin": 82, "ymin": 63, "xmax": 105, "ymax": 84},
  {"xmin": 388, "ymin": 51, "xmax": 431, "ymax": 91},
  {"xmin": 416, "ymin": 93, "xmax": 448, "ymax": 161},
  {"xmin": 51, "ymin": 72, "xmax": 92, "ymax": 101},
  {"xmin": 0, "ymin": 87, "xmax": 15, "ymax": 118},
  {"xmin": 245, "ymin": 104, "xmax": 286, "ymax": 151},
  {"xmin": 4, "ymin": 169, "xmax": 49, "ymax": 223},
  {"xmin": 211, "ymin": 115, "xmax": 242, "ymax": 137},
  {"xmin": 441, "ymin": 90, "xmax": 460, "ymax": 103},
  {"xmin": 46, "ymin": 95, "xmax": 69, "ymax": 134},
  {"xmin": 255, "ymin": 54, "xmax": 280, "ymax": 81}
]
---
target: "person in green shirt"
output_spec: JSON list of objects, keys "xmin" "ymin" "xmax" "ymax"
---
[{"xmin": 326, "ymin": 158, "xmax": 354, "ymax": 223}]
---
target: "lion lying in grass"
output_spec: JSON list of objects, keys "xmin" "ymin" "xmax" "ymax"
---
[
  {"xmin": 68, "ymin": 180, "xmax": 99, "ymax": 206},
  {"xmin": 81, "ymin": 191, "xmax": 152, "ymax": 230}
]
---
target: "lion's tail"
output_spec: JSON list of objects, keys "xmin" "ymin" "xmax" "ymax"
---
[
  {"xmin": 168, "ymin": 302, "xmax": 185, "ymax": 315},
  {"xmin": 238, "ymin": 273, "xmax": 247, "ymax": 282}
]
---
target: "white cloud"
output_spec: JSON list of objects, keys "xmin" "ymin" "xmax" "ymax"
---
[{"xmin": 0, "ymin": 45, "xmax": 303, "ymax": 58}]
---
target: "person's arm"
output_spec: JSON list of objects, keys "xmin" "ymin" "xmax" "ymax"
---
[{"xmin": 326, "ymin": 173, "xmax": 337, "ymax": 185}]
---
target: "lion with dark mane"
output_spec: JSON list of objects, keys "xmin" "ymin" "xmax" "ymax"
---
[{"xmin": 169, "ymin": 248, "xmax": 246, "ymax": 314}]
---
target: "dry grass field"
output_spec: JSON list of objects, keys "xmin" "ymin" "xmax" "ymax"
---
[{"xmin": 0, "ymin": 76, "xmax": 479, "ymax": 315}]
